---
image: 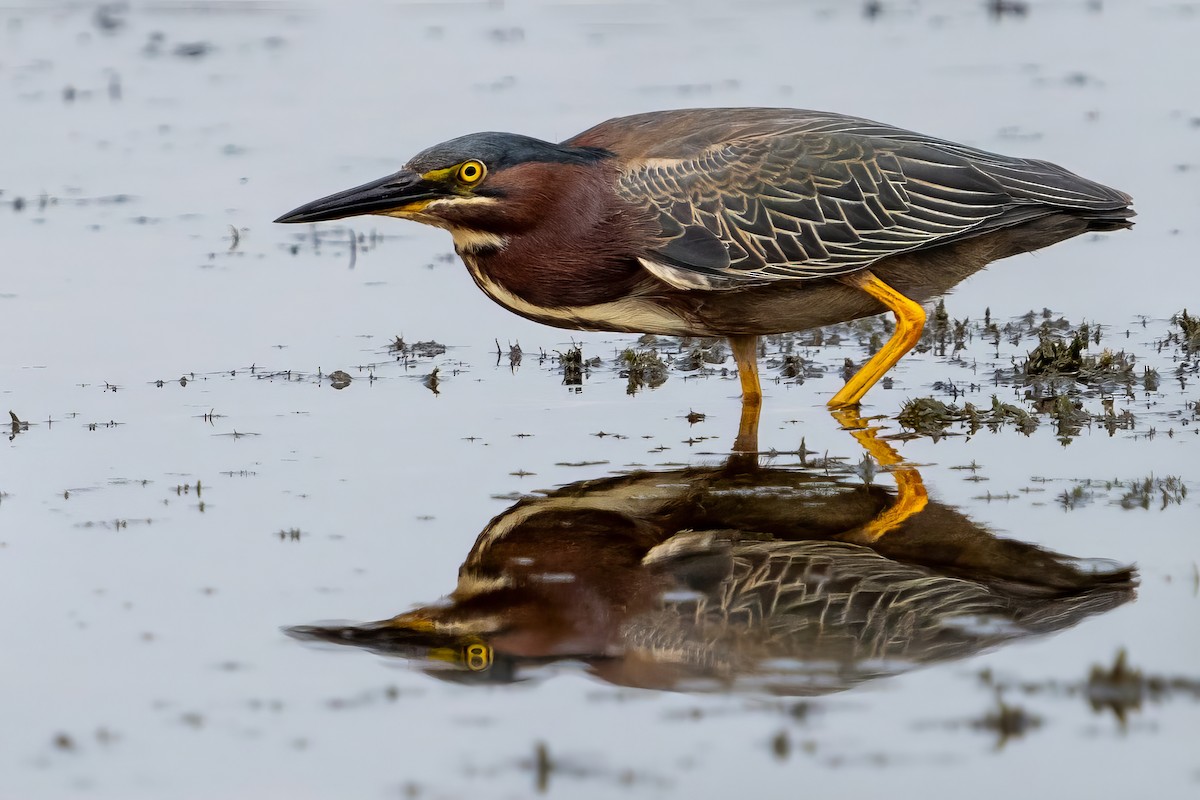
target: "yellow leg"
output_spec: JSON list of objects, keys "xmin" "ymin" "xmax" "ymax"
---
[
  {"xmin": 828, "ymin": 270, "xmax": 927, "ymax": 408},
  {"xmin": 831, "ymin": 407, "xmax": 928, "ymax": 543},
  {"xmin": 728, "ymin": 335, "xmax": 762, "ymax": 406}
]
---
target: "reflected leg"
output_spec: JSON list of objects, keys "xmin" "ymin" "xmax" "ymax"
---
[
  {"xmin": 732, "ymin": 396, "xmax": 760, "ymax": 455},
  {"xmin": 729, "ymin": 335, "xmax": 763, "ymax": 455},
  {"xmin": 831, "ymin": 407, "xmax": 928, "ymax": 542}
]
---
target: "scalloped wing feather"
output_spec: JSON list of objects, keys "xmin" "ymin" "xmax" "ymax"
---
[{"xmin": 592, "ymin": 111, "xmax": 1132, "ymax": 286}]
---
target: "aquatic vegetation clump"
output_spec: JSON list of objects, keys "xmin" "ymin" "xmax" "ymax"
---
[
  {"xmin": 1117, "ymin": 475, "xmax": 1187, "ymax": 510},
  {"xmin": 1020, "ymin": 325, "xmax": 1137, "ymax": 396},
  {"xmin": 557, "ymin": 347, "xmax": 584, "ymax": 387},
  {"xmin": 619, "ymin": 348, "xmax": 669, "ymax": 394},
  {"xmin": 1170, "ymin": 309, "xmax": 1200, "ymax": 354},
  {"xmin": 897, "ymin": 395, "xmax": 1038, "ymax": 437}
]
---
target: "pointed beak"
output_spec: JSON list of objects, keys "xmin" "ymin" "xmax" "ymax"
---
[
  {"xmin": 274, "ymin": 169, "xmax": 443, "ymax": 224},
  {"xmin": 285, "ymin": 614, "xmax": 497, "ymax": 673}
]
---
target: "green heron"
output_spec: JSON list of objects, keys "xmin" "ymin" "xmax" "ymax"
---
[{"xmin": 277, "ymin": 108, "xmax": 1133, "ymax": 408}]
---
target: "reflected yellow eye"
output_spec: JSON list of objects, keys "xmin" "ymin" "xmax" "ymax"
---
[
  {"xmin": 457, "ymin": 160, "xmax": 486, "ymax": 185},
  {"xmin": 464, "ymin": 642, "xmax": 492, "ymax": 671}
]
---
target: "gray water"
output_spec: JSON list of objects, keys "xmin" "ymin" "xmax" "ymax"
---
[{"xmin": 2, "ymin": 1, "xmax": 1198, "ymax": 798}]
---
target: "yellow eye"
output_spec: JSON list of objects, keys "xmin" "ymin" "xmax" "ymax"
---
[
  {"xmin": 464, "ymin": 642, "xmax": 492, "ymax": 671},
  {"xmin": 457, "ymin": 160, "xmax": 486, "ymax": 185}
]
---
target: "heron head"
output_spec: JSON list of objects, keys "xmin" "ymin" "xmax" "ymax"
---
[{"xmin": 275, "ymin": 132, "xmax": 614, "ymax": 250}]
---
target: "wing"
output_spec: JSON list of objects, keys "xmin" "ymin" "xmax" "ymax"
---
[{"xmin": 593, "ymin": 111, "xmax": 1130, "ymax": 288}]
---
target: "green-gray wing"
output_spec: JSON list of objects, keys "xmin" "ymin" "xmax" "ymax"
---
[{"xmin": 611, "ymin": 114, "xmax": 1128, "ymax": 287}]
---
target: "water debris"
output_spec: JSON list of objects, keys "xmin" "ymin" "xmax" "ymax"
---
[
  {"xmin": 931, "ymin": 298, "xmax": 951, "ymax": 353},
  {"xmin": 770, "ymin": 729, "xmax": 790, "ymax": 760},
  {"xmin": 512, "ymin": 740, "xmax": 665, "ymax": 792},
  {"xmin": 1170, "ymin": 309, "xmax": 1200, "ymax": 354},
  {"xmin": 1118, "ymin": 475, "xmax": 1187, "ymax": 510},
  {"xmin": 1082, "ymin": 649, "xmax": 1200, "ymax": 727},
  {"xmin": 1041, "ymin": 473, "xmax": 1190, "ymax": 511},
  {"xmin": 390, "ymin": 337, "xmax": 447, "ymax": 363},
  {"xmin": 533, "ymin": 742, "xmax": 552, "ymax": 793},
  {"xmin": 674, "ymin": 340, "xmax": 726, "ymax": 372},
  {"xmin": 619, "ymin": 348, "xmax": 668, "ymax": 394},
  {"xmin": 977, "ymin": 646, "xmax": 1200, "ymax": 734},
  {"xmin": 496, "ymin": 339, "xmax": 522, "ymax": 370},
  {"xmin": 8, "ymin": 411, "xmax": 28, "ymax": 440},
  {"xmin": 1044, "ymin": 395, "xmax": 1089, "ymax": 445},
  {"xmin": 173, "ymin": 41, "xmax": 213, "ymax": 59},
  {"xmin": 214, "ymin": 430, "xmax": 259, "ymax": 439},
  {"xmin": 1020, "ymin": 325, "xmax": 1136, "ymax": 393},
  {"xmin": 328, "ymin": 370, "xmax": 352, "ymax": 389},
  {"xmin": 854, "ymin": 452, "xmax": 878, "ymax": 486},
  {"xmin": 1023, "ymin": 329, "xmax": 1088, "ymax": 375},
  {"xmin": 973, "ymin": 491, "xmax": 1019, "ymax": 502},
  {"xmin": 75, "ymin": 518, "xmax": 146, "ymax": 530},
  {"xmin": 970, "ymin": 694, "xmax": 1041, "ymax": 748},
  {"xmin": 93, "ymin": 3, "xmax": 127, "ymax": 33},
  {"xmin": 558, "ymin": 347, "xmax": 585, "ymax": 387},
  {"xmin": 986, "ymin": 0, "xmax": 1030, "ymax": 20},
  {"xmin": 276, "ymin": 528, "xmax": 303, "ymax": 541},
  {"xmin": 685, "ymin": 410, "xmax": 706, "ymax": 425},
  {"xmin": 412, "ymin": 340, "xmax": 446, "ymax": 358},
  {"xmin": 424, "ymin": 367, "xmax": 440, "ymax": 395},
  {"xmin": 1058, "ymin": 483, "xmax": 1096, "ymax": 510},
  {"xmin": 1087, "ymin": 649, "xmax": 1144, "ymax": 724},
  {"xmin": 897, "ymin": 396, "xmax": 1037, "ymax": 438},
  {"xmin": 775, "ymin": 353, "xmax": 824, "ymax": 383}
]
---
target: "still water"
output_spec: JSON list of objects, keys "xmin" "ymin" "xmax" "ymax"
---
[{"xmin": 2, "ymin": 1, "xmax": 1198, "ymax": 798}]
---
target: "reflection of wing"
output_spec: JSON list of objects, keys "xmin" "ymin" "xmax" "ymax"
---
[
  {"xmin": 571, "ymin": 110, "xmax": 1132, "ymax": 289},
  {"xmin": 626, "ymin": 532, "xmax": 1130, "ymax": 693},
  {"xmin": 639, "ymin": 534, "xmax": 1006, "ymax": 664}
]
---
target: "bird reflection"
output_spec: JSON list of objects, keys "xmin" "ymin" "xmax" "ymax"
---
[{"xmin": 290, "ymin": 413, "xmax": 1134, "ymax": 695}]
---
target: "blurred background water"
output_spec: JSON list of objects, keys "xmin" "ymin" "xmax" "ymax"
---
[{"xmin": 2, "ymin": 2, "xmax": 1198, "ymax": 798}]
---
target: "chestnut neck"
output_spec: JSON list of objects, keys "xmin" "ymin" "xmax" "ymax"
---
[{"xmin": 453, "ymin": 162, "xmax": 654, "ymax": 310}]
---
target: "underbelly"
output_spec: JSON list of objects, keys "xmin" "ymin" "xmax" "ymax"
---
[{"xmin": 462, "ymin": 253, "xmax": 988, "ymax": 338}]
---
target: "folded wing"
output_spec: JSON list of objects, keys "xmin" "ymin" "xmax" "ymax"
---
[{"xmin": 595, "ymin": 111, "xmax": 1132, "ymax": 289}]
